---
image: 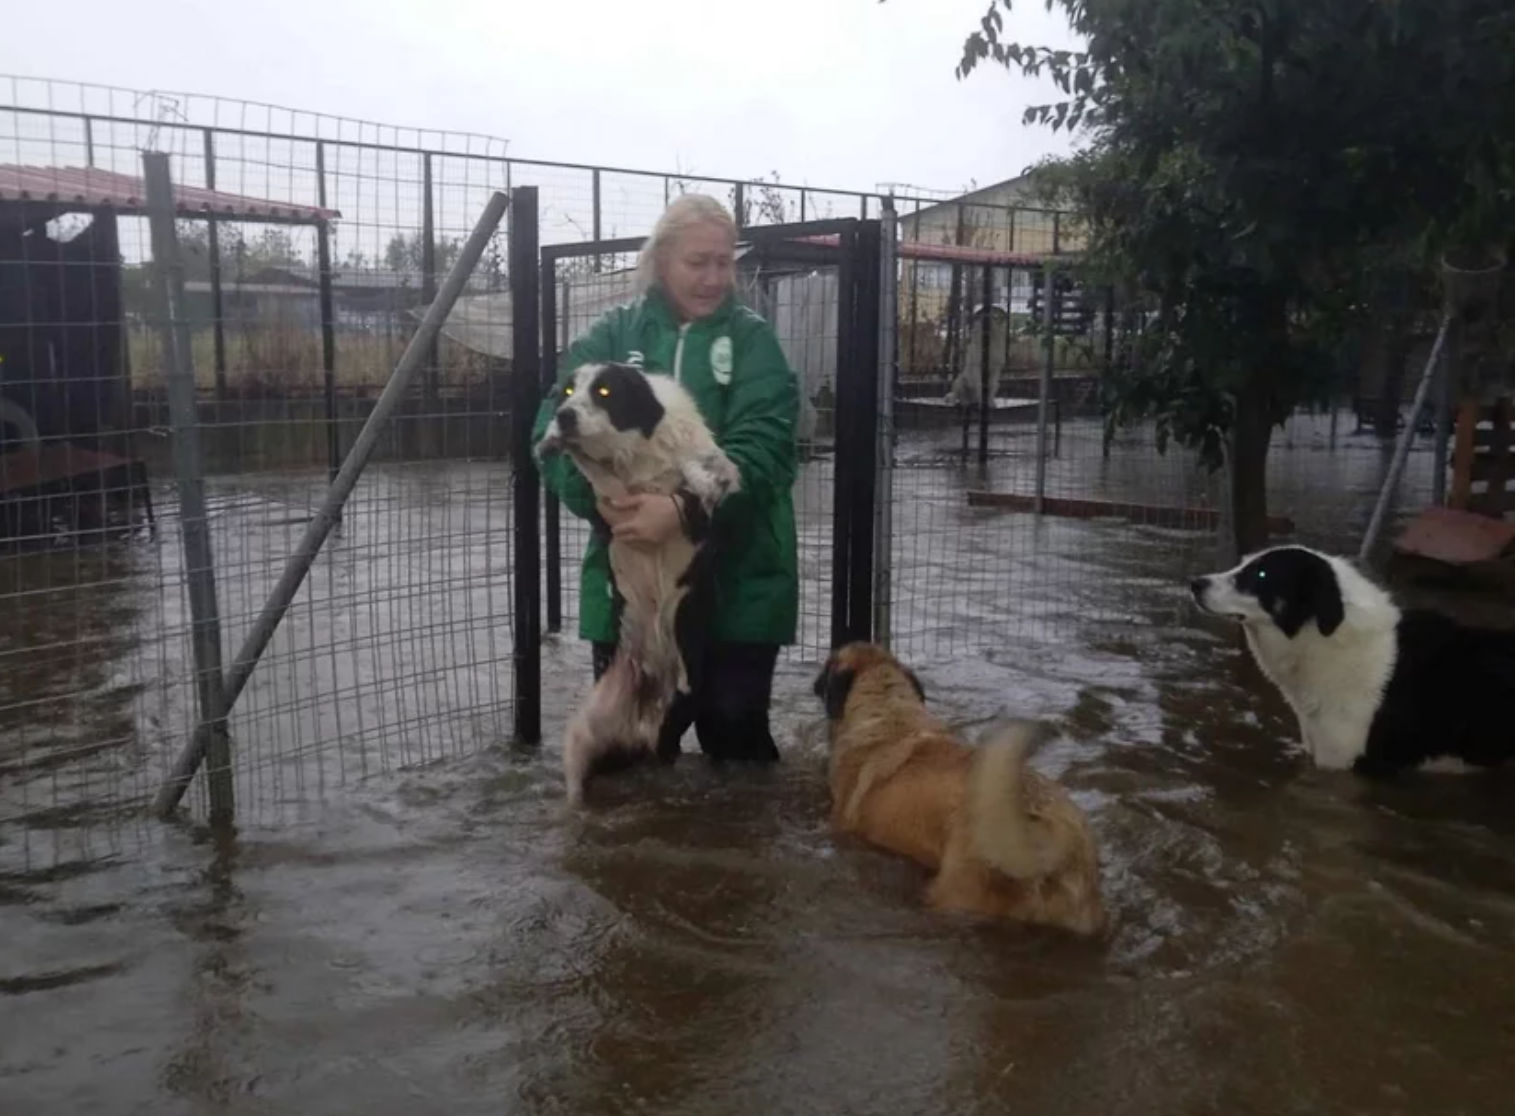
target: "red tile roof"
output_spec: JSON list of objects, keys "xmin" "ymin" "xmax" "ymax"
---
[{"xmin": 0, "ymin": 165, "xmax": 338, "ymax": 222}]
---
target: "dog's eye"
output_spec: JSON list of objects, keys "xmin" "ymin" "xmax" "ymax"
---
[
  {"xmin": 563, "ymin": 385, "xmax": 573, "ymax": 397},
  {"xmin": 1256, "ymin": 570, "xmax": 1266, "ymax": 580},
  {"xmin": 597, "ymin": 386, "xmax": 610, "ymax": 397}
]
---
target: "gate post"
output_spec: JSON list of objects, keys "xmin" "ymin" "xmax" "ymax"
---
[
  {"xmin": 829, "ymin": 219, "xmax": 882, "ymax": 647},
  {"xmin": 510, "ymin": 188, "xmax": 542, "ymax": 744}
]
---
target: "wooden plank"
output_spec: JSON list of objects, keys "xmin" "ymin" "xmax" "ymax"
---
[
  {"xmin": 1476, "ymin": 396, "xmax": 1515, "ymax": 517},
  {"xmin": 1448, "ymin": 400, "xmax": 1480, "ymax": 509},
  {"xmin": 967, "ymin": 490, "xmax": 1295, "ymax": 534}
]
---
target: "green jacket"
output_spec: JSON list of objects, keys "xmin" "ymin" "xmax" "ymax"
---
[{"xmin": 531, "ymin": 288, "xmax": 799, "ymax": 646}]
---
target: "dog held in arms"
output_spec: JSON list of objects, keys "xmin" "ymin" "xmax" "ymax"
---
[
  {"xmin": 813, "ymin": 642, "xmax": 1105, "ymax": 936},
  {"xmin": 1191, "ymin": 545, "xmax": 1514, "ymax": 776},
  {"xmin": 535, "ymin": 362, "xmax": 741, "ymax": 803}
]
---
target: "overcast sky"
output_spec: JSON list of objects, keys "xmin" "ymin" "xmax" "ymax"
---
[{"xmin": 3, "ymin": 0, "xmax": 1086, "ymax": 197}]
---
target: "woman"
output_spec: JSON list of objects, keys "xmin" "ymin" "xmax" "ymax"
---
[{"xmin": 531, "ymin": 194, "xmax": 799, "ymax": 764}]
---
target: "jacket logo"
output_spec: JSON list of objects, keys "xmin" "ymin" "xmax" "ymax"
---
[{"xmin": 710, "ymin": 336, "xmax": 733, "ymax": 385}]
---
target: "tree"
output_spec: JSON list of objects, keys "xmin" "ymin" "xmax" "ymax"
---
[
  {"xmin": 382, "ymin": 232, "xmax": 463, "ymax": 281},
  {"xmin": 952, "ymin": 0, "xmax": 1513, "ymax": 555}
]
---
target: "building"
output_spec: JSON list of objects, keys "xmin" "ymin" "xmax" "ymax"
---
[
  {"xmin": 895, "ymin": 173, "xmax": 1081, "ymax": 256},
  {"xmin": 893, "ymin": 175, "xmax": 1079, "ymax": 360}
]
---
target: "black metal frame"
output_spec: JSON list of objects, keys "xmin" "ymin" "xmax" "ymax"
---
[
  {"xmin": 509, "ymin": 188, "xmax": 542, "ymax": 745},
  {"xmin": 831, "ymin": 221, "xmax": 882, "ymax": 647},
  {"xmin": 534, "ymin": 217, "xmax": 883, "ymax": 657}
]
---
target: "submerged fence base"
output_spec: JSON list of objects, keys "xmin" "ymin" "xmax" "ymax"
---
[
  {"xmin": 153, "ymin": 188, "xmax": 513, "ymax": 821},
  {"xmin": 968, "ymin": 490, "xmax": 1297, "ymax": 535}
]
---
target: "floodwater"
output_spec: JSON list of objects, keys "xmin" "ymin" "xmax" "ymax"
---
[{"xmin": 0, "ymin": 413, "xmax": 1512, "ymax": 1115}]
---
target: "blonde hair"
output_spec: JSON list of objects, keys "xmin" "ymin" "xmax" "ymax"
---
[{"xmin": 634, "ymin": 193, "xmax": 739, "ymax": 294}]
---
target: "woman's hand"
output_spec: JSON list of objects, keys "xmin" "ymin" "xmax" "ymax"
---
[{"xmin": 599, "ymin": 493, "xmax": 683, "ymax": 547}]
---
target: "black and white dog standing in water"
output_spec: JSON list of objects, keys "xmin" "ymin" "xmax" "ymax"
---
[
  {"xmin": 1191, "ymin": 545, "xmax": 1514, "ymax": 776},
  {"xmin": 535, "ymin": 362, "xmax": 741, "ymax": 803}
]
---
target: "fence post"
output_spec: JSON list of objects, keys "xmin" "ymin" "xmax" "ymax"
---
[
  {"xmin": 873, "ymin": 204, "xmax": 897, "ymax": 649},
  {"xmin": 1035, "ymin": 264, "xmax": 1056, "ymax": 514},
  {"xmin": 1430, "ymin": 319, "xmax": 1455, "ymax": 505},
  {"xmin": 143, "ymin": 152, "xmax": 234, "ymax": 825},
  {"xmin": 977, "ymin": 263, "xmax": 993, "ymax": 466},
  {"xmin": 830, "ymin": 223, "xmax": 858, "ymax": 647},
  {"xmin": 510, "ymin": 187, "xmax": 542, "ymax": 745},
  {"xmin": 843, "ymin": 219, "xmax": 882, "ymax": 643},
  {"xmin": 152, "ymin": 190, "xmax": 510, "ymax": 818},
  {"xmin": 591, "ymin": 168, "xmax": 602, "ymax": 274},
  {"xmin": 422, "ymin": 152, "xmax": 439, "ymax": 411},
  {"xmin": 315, "ymin": 140, "xmax": 339, "ymax": 484},
  {"xmin": 1359, "ymin": 316, "xmax": 1452, "ymax": 563},
  {"xmin": 202, "ymin": 129, "xmax": 228, "ymax": 401},
  {"xmin": 539, "ymin": 252, "xmax": 562, "ymax": 634}
]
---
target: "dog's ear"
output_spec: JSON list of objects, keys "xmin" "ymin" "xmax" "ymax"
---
[
  {"xmin": 1275, "ymin": 557, "xmax": 1345, "ymax": 638},
  {"xmin": 903, "ymin": 668, "xmax": 926, "ymax": 704},
  {"xmin": 1310, "ymin": 564, "xmax": 1346, "ymax": 636},
  {"xmin": 813, "ymin": 661, "xmax": 857, "ymax": 721},
  {"xmin": 591, "ymin": 363, "xmax": 665, "ymax": 438}
]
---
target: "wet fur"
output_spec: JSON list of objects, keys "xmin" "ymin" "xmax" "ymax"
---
[
  {"xmin": 1191, "ymin": 545, "xmax": 1514, "ymax": 775},
  {"xmin": 536, "ymin": 363, "xmax": 741, "ymax": 802},
  {"xmin": 813, "ymin": 642, "xmax": 1105, "ymax": 936}
]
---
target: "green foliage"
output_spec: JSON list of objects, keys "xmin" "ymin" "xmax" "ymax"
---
[
  {"xmin": 383, "ymin": 232, "xmax": 463, "ymax": 279},
  {"xmin": 951, "ymin": 0, "xmax": 1512, "ymax": 483}
]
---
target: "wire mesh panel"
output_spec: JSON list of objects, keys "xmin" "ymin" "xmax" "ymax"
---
[
  {"xmin": 0, "ymin": 106, "xmax": 517, "ymax": 858},
  {"xmin": 539, "ymin": 223, "xmax": 853, "ymax": 665},
  {"xmin": 750, "ymin": 255, "xmax": 840, "ymax": 662},
  {"xmin": 0, "ymin": 75, "xmax": 1448, "ymax": 865},
  {"xmin": 883, "ymin": 245, "xmax": 1442, "ymax": 662}
]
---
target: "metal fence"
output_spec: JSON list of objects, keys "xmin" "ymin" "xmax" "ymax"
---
[{"xmin": 0, "ymin": 79, "xmax": 1438, "ymax": 856}]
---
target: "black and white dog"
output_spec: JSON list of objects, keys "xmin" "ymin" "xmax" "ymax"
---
[
  {"xmin": 1191, "ymin": 545, "xmax": 1513, "ymax": 776},
  {"xmin": 535, "ymin": 362, "xmax": 741, "ymax": 802}
]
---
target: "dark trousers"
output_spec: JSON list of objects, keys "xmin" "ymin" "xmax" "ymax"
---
[{"xmin": 592, "ymin": 641, "xmax": 781, "ymax": 763}]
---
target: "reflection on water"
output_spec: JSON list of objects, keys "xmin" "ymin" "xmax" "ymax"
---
[{"xmin": 0, "ymin": 411, "xmax": 1509, "ymax": 1114}]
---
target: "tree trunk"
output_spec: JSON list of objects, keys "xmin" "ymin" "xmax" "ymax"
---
[
  {"xmin": 1231, "ymin": 373, "xmax": 1274, "ymax": 557},
  {"xmin": 1372, "ymin": 315, "xmax": 1411, "ymax": 439}
]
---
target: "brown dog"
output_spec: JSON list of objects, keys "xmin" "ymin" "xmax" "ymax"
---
[{"xmin": 813, "ymin": 642, "xmax": 1105, "ymax": 936}]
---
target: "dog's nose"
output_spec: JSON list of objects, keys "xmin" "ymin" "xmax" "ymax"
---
[
  {"xmin": 1189, "ymin": 577, "xmax": 1209, "ymax": 599},
  {"xmin": 556, "ymin": 406, "xmax": 577, "ymax": 432}
]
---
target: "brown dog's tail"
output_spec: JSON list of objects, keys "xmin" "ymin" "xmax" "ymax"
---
[{"xmin": 967, "ymin": 721, "xmax": 1070, "ymax": 881}]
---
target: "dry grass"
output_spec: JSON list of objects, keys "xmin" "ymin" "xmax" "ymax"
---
[{"xmin": 127, "ymin": 317, "xmax": 495, "ymax": 396}]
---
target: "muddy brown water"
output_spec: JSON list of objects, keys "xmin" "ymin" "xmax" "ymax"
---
[{"xmin": 0, "ymin": 415, "xmax": 1512, "ymax": 1114}]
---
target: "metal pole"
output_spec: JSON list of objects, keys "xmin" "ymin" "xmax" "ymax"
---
[
  {"xmin": 421, "ymin": 153, "xmax": 439, "ymax": 409},
  {"xmin": 84, "ymin": 116, "xmax": 95, "ymax": 168},
  {"xmin": 153, "ymin": 189, "xmax": 510, "ymax": 817},
  {"xmin": 1430, "ymin": 317, "xmax": 1456, "ymax": 505},
  {"xmin": 203, "ymin": 129, "xmax": 228, "ymax": 400},
  {"xmin": 873, "ymin": 204, "xmax": 897, "ymax": 648},
  {"xmin": 1359, "ymin": 315, "xmax": 1451, "ymax": 563},
  {"xmin": 539, "ymin": 254, "xmax": 562, "ymax": 634},
  {"xmin": 907, "ymin": 201, "xmax": 921, "ymax": 378},
  {"xmin": 977, "ymin": 263, "xmax": 993, "ymax": 466},
  {"xmin": 510, "ymin": 188, "xmax": 542, "ymax": 745},
  {"xmin": 734, "ymin": 181, "xmax": 746, "ymax": 230},
  {"xmin": 849, "ymin": 219, "xmax": 882, "ymax": 642},
  {"xmin": 1035, "ymin": 264, "xmax": 1056, "ymax": 514},
  {"xmin": 142, "ymin": 152, "xmax": 233, "ymax": 824},
  {"xmin": 315, "ymin": 141, "xmax": 339, "ymax": 483},
  {"xmin": 829, "ymin": 223, "xmax": 858, "ymax": 648},
  {"xmin": 591, "ymin": 168, "xmax": 602, "ymax": 273}
]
